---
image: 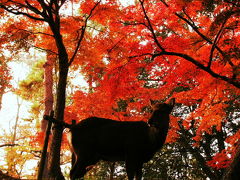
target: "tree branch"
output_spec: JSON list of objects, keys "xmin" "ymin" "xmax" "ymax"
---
[
  {"xmin": 25, "ymin": 0, "xmax": 43, "ymax": 16},
  {"xmin": 36, "ymin": 0, "xmax": 50, "ymax": 20},
  {"xmin": 156, "ymin": 51, "xmax": 240, "ymax": 88},
  {"xmin": 0, "ymin": 143, "xmax": 19, "ymax": 148},
  {"xmin": 32, "ymin": 45, "xmax": 58, "ymax": 55},
  {"xmin": 177, "ymin": 9, "xmax": 237, "ymax": 69},
  {"xmin": 16, "ymin": 28, "xmax": 54, "ymax": 37},
  {"xmin": 0, "ymin": 2, "xmax": 45, "ymax": 21},
  {"xmin": 160, "ymin": 0, "xmax": 236, "ymax": 68},
  {"xmin": 107, "ymin": 36, "xmax": 125, "ymax": 54},
  {"xmin": 136, "ymin": 0, "xmax": 240, "ymax": 88},
  {"xmin": 68, "ymin": 0, "xmax": 101, "ymax": 66},
  {"xmin": 139, "ymin": 0, "xmax": 165, "ymax": 52},
  {"xmin": 208, "ymin": 18, "xmax": 227, "ymax": 68}
]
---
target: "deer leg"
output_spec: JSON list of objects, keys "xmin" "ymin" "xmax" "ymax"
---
[
  {"xmin": 126, "ymin": 166, "xmax": 135, "ymax": 180},
  {"xmin": 126, "ymin": 158, "xmax": 143, "ymax": 180},
  {"xmin": 70, "ymin": 152, "xmax": 99, "ymax": 180},
  {"xmin": 126, "ymin": 159, "xmax": 137, "ymax": 180},
  {"xmin": 135, "ymin": 164, "xmax": 143, "ymax": 180},
  {"xmin": 70, "ymin": 158, "xmax": 87, "ymax": 180}
]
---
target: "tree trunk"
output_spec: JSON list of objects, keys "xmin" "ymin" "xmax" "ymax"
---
[
  {"xmin": 12, "ymin": 96, "xmax": 21, "ymax": 144},
  {"xmin": 47, "ymin": 69, "xmax": 68, "ymax": 179},
  {"xmin": 47, "ymin": 50, "xmax": 69, "ymax": 179},
  {"xmin": 37, "ymin": 111, "xmax": 53, "ymax": 180},
  {"xmin": 42, "ymin": 53, "xmax": 54, "ymax": 132},
  {"xmin": 40, "ymin": 53, "xmax": 55, "ymax": 178},
  {"xmin": 45, "ymin": 14, "xmax": 70, "ymax": 178}
]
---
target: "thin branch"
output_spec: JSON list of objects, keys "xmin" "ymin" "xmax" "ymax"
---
[
  {"xmin": 107, "ymin": 36, "xmax": 125, "ymax": 54},
  {"xmin": 119, "ymin": 20, "xmax": 147, "ymax": 27},
  {"xmin": 223, "ymin": 0, "xmax": 240, "ymax": 7},
  {"xmin": 59, "ymin": 0, "xmax": 67, "ymax": 8},
  {"xmin": 175, "ymin": 13, "xmax": 213, "ymax": 45},
  {"xmin": 32, "ymin": 45, "xmax": 58, "ymax": 55},
  {"xmin": 0, "ymin": 143, "xmax": 19, "ymax": 148},
  {"xmin": 30, "ymin": 150, "xmax": 41, "ymax": 158},
  {"xmin": 139, "ymin": 78, "xmax": 162, "ymax": 81},
  {"xmin": 129, "ymin": 53, "xmax": 153, "ymax": 59},
  {"xmin": 156, "ymin": 0, "xmax": 239, "ymax": 88},
  {"xmin": 16, "ymin": 28, "xmax": 54, "ymax": 37},
  {"xmin": 175, "ymin": 10, "xmax": 236, "ymax": 68},
  {"xmin": 68, "ymin": 0, "xmax": 101, "ymax": 66},
  {"xmin": 139, "ymin": 0, "xmax": 165, "ymax": 52},
  {"xmin": 161, "ymin": 0, "xmax": 231, "ymax": 63},
  {"xmin": 0, "ymin": 3, "xmax": 45, "ymax": 21},
  {"xmin": 86, "ymin": 25, "xmax": 103, "ymax": 33},
  {"xmin": 159, "ymin": 0, "xmax": 169, "ymax": 7},
  {"xmin": 182, "ymin": 8, "xmax": 196, "ymax": 25},
  {"xmin": 25, "ymin": 0, "xmax": 43, "ymax": 16},
  {"xmin": 36, "ymin": 0, "xmax": 50, "ymax": 20},
  {"xmin": 208, "ymin": 18, "xmax": 227, "ymax": 68}
]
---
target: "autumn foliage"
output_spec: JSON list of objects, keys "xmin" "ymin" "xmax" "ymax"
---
[
  {"xmin": 0, "ymin": 0, "xmax": 239, "ymax": 179},
  {"xmin": 64, "ymin": 0, "xmax": 240, "ymax": 173}
]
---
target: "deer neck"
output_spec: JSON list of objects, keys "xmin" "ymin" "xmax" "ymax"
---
[
  {"xmin": 148, "ymin": 113, "xmax": 170, "ymax": 146},
  {"xmin": 148, "ymin": 112, "xmax": 170, "ymax": 130}
]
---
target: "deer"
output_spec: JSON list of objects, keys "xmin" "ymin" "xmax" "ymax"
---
[{"xmin": 68, "ymin": 98, "xmax": 175, "ymax": 180}]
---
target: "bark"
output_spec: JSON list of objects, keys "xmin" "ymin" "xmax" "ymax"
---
[
  {"xmin": 38, "ymin": 51, "xmax": 55, "ymax": 179},
  {"xmin": 41, "ymin": 53, "xmax": 54, "ymax": 132},
  {"xmin": 37, "ymin": 111, "xmax": 53, "ymax": 180},
  {"xmin": 41, "ymin": 52, "xmax": 55, "ymax": 179},
  {"xmin": 43, "ymin": 4, "xmax": 70, "ymax": 178},
  {"xmin": 47, "ymin": 36, "xmax": 69, "ymax": 179},
  {"xmin": 47, "ymin": 64, "xmax": 68, "ymax": 179}
]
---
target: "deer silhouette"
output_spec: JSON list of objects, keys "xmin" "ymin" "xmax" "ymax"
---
[{"xmin": 68, "ymin": 98, "xmax": 175, "ymax": 180}]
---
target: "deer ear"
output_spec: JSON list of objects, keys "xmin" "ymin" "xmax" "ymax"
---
[
  {"xmin": 169, "ymin": 98, "xmax": 175, "ymax": 106},
  {"xmin": 149, "ymin": 99, "xmax": 157, "ymax": 110},
  {"xmin": 150, "ymin": 99, "xmax": 155, "ymax": 105}
]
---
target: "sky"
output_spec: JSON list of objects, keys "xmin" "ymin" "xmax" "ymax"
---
[
  {"xmin": 0, "ymin": 61, "xmax": 34, "ymax": 175},
  {"xmin": 0, "ymin": 62, "xmax": 31, "ymax": 135}
]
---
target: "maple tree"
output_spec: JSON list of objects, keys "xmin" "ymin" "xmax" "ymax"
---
[
  {"xmin": 67, "ymin": 0, "xmax": 239, "ymax": 178},
  {"xmin": 0, "ymin": 0, "xmax": 239, "ymax": 179}
]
